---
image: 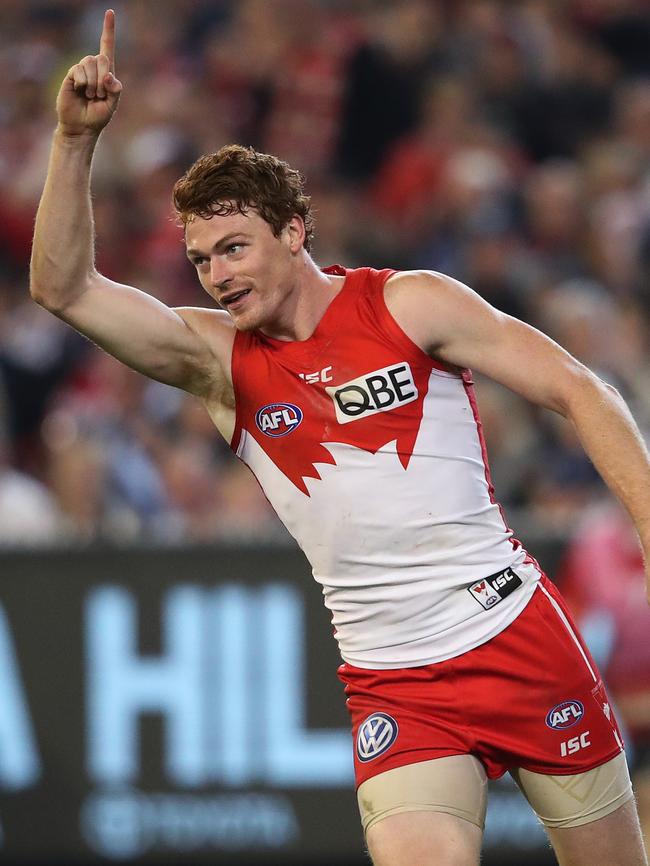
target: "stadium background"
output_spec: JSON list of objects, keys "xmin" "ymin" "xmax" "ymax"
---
[{"xmin": 1, "ymin": 0, "xmax": 649, "ymax": 863}]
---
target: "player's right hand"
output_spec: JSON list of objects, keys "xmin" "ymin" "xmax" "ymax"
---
[{"xmin": 56, "ymin": 9, "xmax": 122, "ymax": 137}]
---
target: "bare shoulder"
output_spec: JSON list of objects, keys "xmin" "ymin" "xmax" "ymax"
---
[
  {"xmin": 385, "ymin": 269, "xmax": 445, "ymax": 292},
  {"xmin": 384, "ymin": 270, "xmax": 579, "ymax": 410},
  {"xmin": 383, "ymin": 269, "xmax": 488, "ymax": 355},
  {"xmin": 384, "ymin": 268, "xmax": 475, "ymax": 308}
]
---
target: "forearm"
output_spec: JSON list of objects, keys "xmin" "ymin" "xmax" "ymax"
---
[
  {"xmin": 565, "ymin": 374, "xmax": 650, "ymax": 551},
  {"xmin": 30, "ymin": 128, "xmax": 100, "ymax": 310}
]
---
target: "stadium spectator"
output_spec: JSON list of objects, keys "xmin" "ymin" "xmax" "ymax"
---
[{"xmin": 1, "ymin": 0, "xmax": 650, "ymax": 545}]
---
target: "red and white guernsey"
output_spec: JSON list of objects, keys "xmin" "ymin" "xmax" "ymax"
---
[{"xmin": 230, "ymin": 266, "xmax": 541, "ymax": 668}]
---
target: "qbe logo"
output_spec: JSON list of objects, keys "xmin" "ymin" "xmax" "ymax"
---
[
  {"xmin": 326, "ymin": 362, "xmax": 417, "ymax": 425},
  {"xmin": 356, "ymin": 712, "xmax": 399, "ymax": 762},
  {"xmin": 255, "ymin": 402, "xmax": 303, "ymax": 437},
  {"xmin": 546, "ymin": 700, "xmax": 585, "ymax": 730}
]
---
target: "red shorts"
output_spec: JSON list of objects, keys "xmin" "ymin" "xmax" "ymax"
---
[{"xmin": 338, "ymin": 576, "xmax": 624, "ymax": 788}]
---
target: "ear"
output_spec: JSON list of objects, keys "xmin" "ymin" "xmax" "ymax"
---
[{"xmin": 285, "ymin": 215, "xmax": 306, "ymax": 253}]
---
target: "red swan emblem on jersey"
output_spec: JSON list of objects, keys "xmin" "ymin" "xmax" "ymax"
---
[{"xmin": 249, "ymin": 361, "xmax": 430, "ymax": 495}]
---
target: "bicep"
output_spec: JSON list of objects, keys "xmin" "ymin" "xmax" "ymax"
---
[
  {"xmin": 49, "ymin": 272, "xmax": 218, "ymax": 394},
  {"xmin": 386, "ymin": 271, "xmax": 594, "ymax": 415},
  {"xmin": 441, "ymin": 308, "xmax": 591, "ymax": 415}
]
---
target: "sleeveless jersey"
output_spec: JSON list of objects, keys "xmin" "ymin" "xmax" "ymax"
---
[{"xmin": 230, "ymin": 266, "xmax": 541, "ymax": 668}]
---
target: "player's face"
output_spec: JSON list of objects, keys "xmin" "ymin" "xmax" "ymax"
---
[{"xmin": 184, "ymin": 209, "xmax": 303, "ymax": 334}]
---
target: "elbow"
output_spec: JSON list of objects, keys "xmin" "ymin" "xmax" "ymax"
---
[
  {"xmin": 584, "ymin": 372, "xmax": 623, "ymax": 403},
  {"xmin": 29, "ymin": 244, "xmax": 96, "ymax": 311},
  {"xmin": 29, "ymin": 257, "xmax": 62, "ymax": 311},
  {"xmin": 30, "ymin": 282, "xmax": 63, "ymax": 314},
  {"xmin": 30, "ymin": 249, "xmax": 53, "ymax": 308},
  {"xmin": 29, "ymin": 280, "xmax": 50, "ymax": 309},
  {"xmin": 601, "ymin": 379, "xmax": 623, "ymax": 401},
  {"xmin": 560, "ymin": 368, "xmax": 623, "ymax": 419},
  {"xmin": 29, "ymin": 276, "xmax": 51, "ymax": 309},
  {"xmin": 29, "ymin": 269, "xmax": 92, "ymax": 314}
]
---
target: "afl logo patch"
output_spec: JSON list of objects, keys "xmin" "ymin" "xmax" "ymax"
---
[
  {"xmin": 546, "ymin": 700, "xmax": 585, "ymax": 730},
  {"xmin": 356, "ymin": 712, "xmax": 399, "ymax": 762},
  {"xmin": 255, "ymin": 402, "xmax": 303, "ymax": 437}
]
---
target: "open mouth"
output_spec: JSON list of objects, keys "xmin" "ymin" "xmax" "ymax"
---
[{"xmin": 220, "ymin": 289, "xmax": 251, "ymax": 308}]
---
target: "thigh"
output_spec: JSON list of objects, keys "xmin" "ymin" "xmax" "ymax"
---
[
  {"xmin": 511, "ymin": 752, "xmax": 633, "ymax": 829},
  {"xmin": 359, "ymin": 754, "xmax": 487, "ymax": 866},
  {"xmin": 547, "ymin": 799, "xmax": 647, "ymax": 866},
  {"xmin": 511, "ymin": 753, "xmax": 646, "ymax": 866}
]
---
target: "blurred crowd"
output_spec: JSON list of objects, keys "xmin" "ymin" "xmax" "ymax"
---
[
  {"xmin": 1, "ymin": 0, "xmax": 650, "ymax": 547},
  {"xmin": 3, "ymin": 0, "xmax": 650, "ymax": 849}
]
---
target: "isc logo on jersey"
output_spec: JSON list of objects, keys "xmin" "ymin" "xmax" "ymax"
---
[
  {"xmin": 326, "ymin": 362, "xmax": 418, "ymax": 425},
  {"xmin": 468, "ymin": 567, "xmax": 522, "ymax": 610},
  {"xmin": 546, "ymin": 700, "xmax": 585, "ymax": 730},
  {"xmin": 255, "ymin": 403, "xmax": 303, "ymax": 437}
]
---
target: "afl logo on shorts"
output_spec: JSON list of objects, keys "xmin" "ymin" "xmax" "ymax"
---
[
  {"xmin": 255, "ymin": 402, "xmax": 303, "ymax": 437},
  {"xmin": 356, "ymin": 712, "xmax": 399, "ymax": 762},
  {"xmin": 546, "ymin": 700, "xmax": 585, "ymax": 730}
]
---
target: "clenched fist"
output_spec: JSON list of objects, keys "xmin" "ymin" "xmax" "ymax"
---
[{"xmin": 56, "ymin": 9, "xmax": 122, "ymax": 137}]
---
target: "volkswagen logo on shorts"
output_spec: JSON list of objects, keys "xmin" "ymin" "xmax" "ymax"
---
[
  {"xmin": 546, "ymin": 700, "xmax": 585, "ymax": 730},
  {"xmin": 356, "ymin": 712, "xmax": 399, "ymax": 762},
  {"xmin": 255, "ymin": 402, "xmax": 303, "ymax": 437}
]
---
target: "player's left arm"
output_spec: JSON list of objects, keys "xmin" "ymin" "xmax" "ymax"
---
[{"xmin": 385, "ymin": 270, "xmax": 650, "ymax": 598}]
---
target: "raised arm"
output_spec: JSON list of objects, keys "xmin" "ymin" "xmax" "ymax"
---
[
  {"xmin": 385, "ymin": 270, "xmax": 650, "ymax": 599},
  {"xmin": 30, "ymin": 10, "xmax": 229, "ymax": 398}
]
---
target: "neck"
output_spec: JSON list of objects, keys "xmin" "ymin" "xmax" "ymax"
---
[{"xmin": 260, "ymin": 254, "xmax": 345, "ymax": 342}]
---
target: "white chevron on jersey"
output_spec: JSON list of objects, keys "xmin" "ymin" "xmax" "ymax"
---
[{"xmin": 237, "ymin": 364, "xmax": 540, "ymax": 668}]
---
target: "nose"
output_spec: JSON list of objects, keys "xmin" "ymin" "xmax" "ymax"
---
[{"xmin": 209, "ymin": 256, "xmax": 233, "ymax": 289}]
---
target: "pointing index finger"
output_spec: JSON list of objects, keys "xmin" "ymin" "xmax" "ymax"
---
[{"xmin": 99, "ymin": 9, "xmax": 116, "ymax": 72}]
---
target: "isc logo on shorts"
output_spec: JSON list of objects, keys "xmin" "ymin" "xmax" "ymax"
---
[
  {"xmin": 255, "ymin": 402, "xmax": 303, "ymax": 437},
  {"xmin": 326, "ymin": 363, "xmax": 417, "ymax": 425},
  {"xmin": 356, "ymin": 712, "xmax": 399, "ymax": 762},
  {"xmin": 546, "ymin": 700, "xmax": 585, "ymax": 730}
]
